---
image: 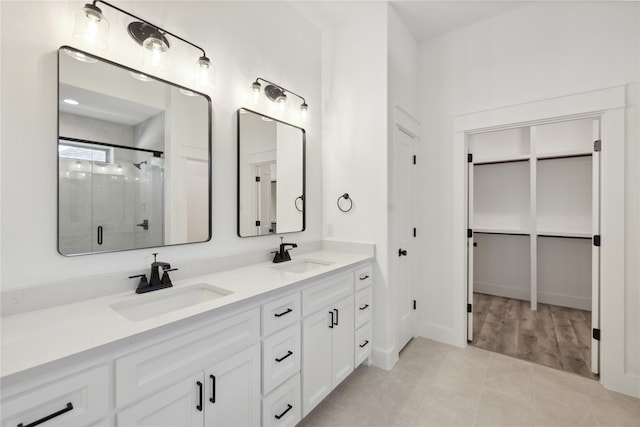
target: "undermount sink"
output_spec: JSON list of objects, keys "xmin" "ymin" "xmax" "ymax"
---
[
  {"xmin": 271, "ymin": 259, "xmax": 334, "ymax": 274},
  {"xmin": 111, "ymin": 283, "xmax": 233, "ymax": 321}
]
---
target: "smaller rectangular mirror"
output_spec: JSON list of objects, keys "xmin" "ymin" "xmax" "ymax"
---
[{"xmin": 237, "ymin": 108, "xmax": 305, "ymax": 237}]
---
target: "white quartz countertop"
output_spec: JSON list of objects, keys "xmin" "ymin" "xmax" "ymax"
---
[{"xmin": 1, "ymin": 250, "xmax": 373, "ymax": 380}]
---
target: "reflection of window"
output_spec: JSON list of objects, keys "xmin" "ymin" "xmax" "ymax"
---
[{"xmin": 59, "ymin": 140, "xmax": 112, "ymax": 162}]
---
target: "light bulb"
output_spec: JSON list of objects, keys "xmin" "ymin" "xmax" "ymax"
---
[
  {"xmin": 73, "ymin": 4, "xmax": 109, "ymax": 50},
  {"xmin": 300, "ymin": 103, "xmax": 309, "ymax": 123},
  {"xmin": 276, "ymin": 94, "xmax": 287, "ymax": 113},
  {"xmin": 194, "ymin": 56, "xmax": 214, "ymax": 88},
  {"xmin": 142, "ymin": 36, "xmax": 169, "ymax": 71},
  {"xmin": 249, "ymin": 81, "xmax": 262, "ymax": 106}
]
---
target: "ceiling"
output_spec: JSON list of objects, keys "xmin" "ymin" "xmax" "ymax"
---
[
  {"xmin": 390, "ymin": 1, "xmax": 530, "ymax": 42},
  {"xmin": 291, "ymin": 1, "xmax": 530, "ymax": 42}
]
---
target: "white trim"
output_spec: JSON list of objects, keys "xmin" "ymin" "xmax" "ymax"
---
[
  {"xmin": 453, "ymin": 86, "xmax": 635, "ymax": 396},
  {"xmin": 453, "ymin": 86, "xmax": 625, "ymax": 132},
  {"xmin": 370, "ymin": 344, "xmax": 399, "ymax": 371}
]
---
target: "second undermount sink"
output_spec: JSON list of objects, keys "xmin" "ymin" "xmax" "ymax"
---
[
  {"xmin": 271, "ymin": 259, "xmax": 334, "ymax": 274},
  {"xmin": 111, "ymin": 283, "xmax": 233, "ymax": 321}
]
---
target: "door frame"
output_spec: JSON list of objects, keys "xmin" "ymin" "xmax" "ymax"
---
[{"xmin": 452, "ymin": 86, "xmax": 628, "ymax": 393}]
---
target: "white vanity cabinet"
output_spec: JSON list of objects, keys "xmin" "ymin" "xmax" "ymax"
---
[
  {"xmin": 260, "ymin": 292, "xmax": 302, "ymax": 427},
  {"xmin": 1, "ymin": 364, "xmax": 109, "ymax": 427},
  {"xmin": 301, "ymin": 273, "xmax": 355, "ymax": 416},
  {"xmin": 1, "ymin": 254, "xmax": 374, "ymax": 427},
  {"xmin": 115, "ymin": 308, "xmax": 261, "ymax": 427},
  {"xmin": 354, "ymin": 265, "xmax": 374, "ymax": 366},
  {"xmin": 117, "ymin": 343, "xmax": 261, "ymax": 427}
]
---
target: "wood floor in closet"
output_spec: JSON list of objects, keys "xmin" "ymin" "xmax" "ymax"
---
[{"xmin": 471, "ymin": 292, "xmax": 597, "ymax": 380}]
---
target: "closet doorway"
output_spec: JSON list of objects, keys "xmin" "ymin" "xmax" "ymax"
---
[{"xmin": 466, "ymin": 118, "xmax": 600, "ymax": 380}]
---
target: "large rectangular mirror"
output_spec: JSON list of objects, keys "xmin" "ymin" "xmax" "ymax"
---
[
  {"xmin": 58, "ymin": 46, "xmax": 211, "ymax": 255},
  {"xmin": 237, "ymin": 108, "xmax": 305, "ymax": 237}
]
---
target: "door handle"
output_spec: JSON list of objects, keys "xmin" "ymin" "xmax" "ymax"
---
[
  {"xmin": 333, "ymin": 308, "xmax": 339, "ymax": 326},
  {"xmin": 274, "ymin": 308, "xmax": 293, "ymax": 318},
  {"xmin": 97, "ymin": 225, "xmax": 103, "ymax": 245},
  {"xmin": 136, "ymin": 219, "xmax": 149, "ymax": 230},
  {"xmin": 17, "ymin": 402, "xmax": 73, "ymax": 427},
  {"xmin": 329, "ymin": 310, "xmax": 334, "ymax": 328},
  {"xmin": 274, "ymin": 404, "xmax": 293, "ymax": 420},
  {"xmin": 398, "ymin": 248, "xmax": 407, "ymax": 256}
]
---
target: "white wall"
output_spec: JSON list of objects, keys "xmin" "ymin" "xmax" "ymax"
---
[
  {"xmin": 0, "ymin": 1, "xmax": 321, "ymax": 292},
  {"xmin": 320, "ymin": 2, "xmax": 392, "ymax": 367},
  {"xmin": 418, "ymin": 1, "xmax": 639, "ymax": 395},
  {"xmin": 387, "ymin": 4, "xmax": 419, "ymax": 353}
]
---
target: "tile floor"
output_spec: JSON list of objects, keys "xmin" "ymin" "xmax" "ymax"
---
[{"xmin": 299, "ymin": 337, "xmax": 640, "ymax": 427}]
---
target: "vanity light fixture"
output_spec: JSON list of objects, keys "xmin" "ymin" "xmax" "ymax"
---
[
  {"xmin": 249, "ymin": 78, "xmax": 309, "ymax": 123},
  {"xmin": 73, "ymin": 1, "xmax": 214, "ymax": 88}
]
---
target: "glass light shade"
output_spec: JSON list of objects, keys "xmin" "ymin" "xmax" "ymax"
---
[
  {"xmin": 142, "ymin": 36, "xmax": 169, "ymax": 71},
  {"xmin": 194, "ymin": 56, "xmax": 214, "ymax": 88},
  {"xmin": 73, "ymin": 4, "xmax": 109, "ymax": 50},
  {"xmin": 248, "ymin": 82, "xmax": 262, "ymax": 106},
  {"xmin": 300, "ymin": 103, "xmax": 309, "ymax": 123},
  {"xmin": 276, "ymin": 94, "xmax": 287, "ymax": 113}
]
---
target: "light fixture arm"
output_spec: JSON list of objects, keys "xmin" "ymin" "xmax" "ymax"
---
[
  {"xmin": 92, "ymin": 0, "xmax": 208, "ymax": 58},
  {"xmin": 255, "ymin": 77, "xmax": 306, "ymax": 105}
]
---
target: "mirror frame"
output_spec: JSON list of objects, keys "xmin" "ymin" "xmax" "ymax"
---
[
  {"xmin": 236, "ymin": 107, "xmax": 306, "ymax": 237},
  {"xmin": 57, "ymin": 45, "xmax": 213, "ymax": 256}
]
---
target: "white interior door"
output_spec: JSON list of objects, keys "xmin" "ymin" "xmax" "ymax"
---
[
  {"xmin": 395, "ymin": 124, "xmax": 417, "ymax": 351},
  {"xmin": 467, "ymin": 154, "xmax": 474, "ymax": 341},
  {"xmin": 591, "ymin": 120, "xmax": 601, "ymax": 374}
]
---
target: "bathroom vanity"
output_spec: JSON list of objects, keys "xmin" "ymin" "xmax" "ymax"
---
[{"xmin": 0, "ymin": 250, "xmax": 373, "ymax": 427}]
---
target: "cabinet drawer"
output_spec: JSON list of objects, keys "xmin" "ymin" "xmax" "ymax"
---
[
  {"xmin": 354, "ymin": 287, "xmax": 373, "ymax": 329},
  {"xmin": 302, "ymin": 273, "xmax": 353, "ymax": 316},
  {"xmin": 262, "ymin": 374, "xmax": 300, "ymax": 427},
  {"xmin": 1, "ymin": 364, "xmax": 109, "ymax": 427},
  {"xmin": 354, "ymin": 264, "xmax": 373, "ymax": 291},
  {"xmin": 262, "ymin": 323, "xmax": 300, "ymax": 395},
  {"xmin": 354, "ymin": 323, "xmax": 372, "ymax": 367},
  {"xmin": 262, "ymin": 292, "xmax": 301, "ymax": 336},
  {"xmin": 115, "ymin": 308, "xmax": 260, "ymax": 408}
]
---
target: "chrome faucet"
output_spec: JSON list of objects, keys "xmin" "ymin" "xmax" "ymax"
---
[
  {"xmin": 129, "ymin": 253, "xmax": 178, "ymax": 294},
  {"xmin": 272, "ymin": 237, "xmax": 297, "ymax": 263}
]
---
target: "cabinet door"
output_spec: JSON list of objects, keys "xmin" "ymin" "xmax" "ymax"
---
[
  {"xmin": 301, "ymin": 308, "xmax": 333, "ymax": 416},
  {"xmin": 117, "ymin": 372, "xmax": 204, "ymax": 427},
  {"xmin": 330, "ymin": 295, "xmax": 355, "ymax": 388},
  {"xmin": 204, "ymin": 343, "xmax": 261, "ymax": 427}
]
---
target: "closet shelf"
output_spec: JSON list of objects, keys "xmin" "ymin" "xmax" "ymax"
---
[
  {"xmin": 473, "ymin": 154, "xmax": 530, "ymax": 165},
  {"xmin": 536, "ymin": 150, "xmax": 592, "ymax": 160},
  {"xmin": 474, "ymin": 227, "xmax": 529, "ymax": 236},
  {"xmin": 536, "ymin": 229, "xmax": 592, "ymax": 239}
]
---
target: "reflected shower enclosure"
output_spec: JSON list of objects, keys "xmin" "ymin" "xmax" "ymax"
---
[{"xmin": 58, "ymin": 139, "xmax": 165, "ymax": 254}]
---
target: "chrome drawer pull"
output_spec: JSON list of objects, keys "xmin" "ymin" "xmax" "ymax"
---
[{"xmin": 17, "ymin": 402, "xmax": 73, "ymax": 427}]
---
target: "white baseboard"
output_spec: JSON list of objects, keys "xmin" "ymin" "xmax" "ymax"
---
[
  {"xmin": 370, "ymin": 345, "xmax": 398, "ymax": 371},
  {"xmin": 417, "ymin": 321, "xmax": 465, "ymax": 348},
  {"xmin": 474, "ymin": 281, "xmax": 591, "ymax": 311}
]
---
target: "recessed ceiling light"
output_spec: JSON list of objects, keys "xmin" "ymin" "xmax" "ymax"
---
[{"xmin": 63, "ymin": 99, "xmax": 80, "ymax": 105}]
